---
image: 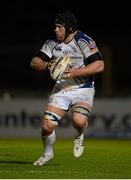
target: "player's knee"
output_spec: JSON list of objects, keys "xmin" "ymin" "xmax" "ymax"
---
[
  {"xmin": 72, "ymin": 105, "xmax": 90, "ymax": 128},
  {"xmin": 41, "ymin": 110, "xmax": 61, "ymax": 135},
  {"xmin": 73, "ymin": 118, "xmax": 87, "ymax": 129},
  {"xmin": 41, "ymin": 122, "xmax": 54, "ymax": 135}
]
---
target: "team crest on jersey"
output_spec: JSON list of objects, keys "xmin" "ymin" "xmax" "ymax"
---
[
  {"xmin": 55, "ymin": 45, "xmax": 62, "ymax": 51},
  {"xmin": 88, "ymin": 40, "xmax": 96, "ymax": 50}
]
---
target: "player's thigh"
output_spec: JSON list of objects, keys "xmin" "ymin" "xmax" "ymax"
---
[
  {"xmin": 42, "ymin": 105, "xmax": 66, "ymax": 128},
  {"xmin": 45, "ymin": 105, "xmax": 66, "ymax": 117}
]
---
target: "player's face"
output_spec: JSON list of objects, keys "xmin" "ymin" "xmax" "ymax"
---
[{"xmin": 55, "ymin": 24, "xmax": 65, "ymax": 42}]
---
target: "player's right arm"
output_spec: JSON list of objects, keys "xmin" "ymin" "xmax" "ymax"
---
[
  {"xmin": 30, "ymin": 56, "xmax": 48, "ymax": 71},
  {"xmin": 30, "ymin": 40, "xmax": 56, "ymax": 71}
]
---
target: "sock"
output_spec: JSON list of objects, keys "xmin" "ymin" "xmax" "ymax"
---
[{"xmin": 41, "ymin": 130, "xmax": 56, "ymax": 155}]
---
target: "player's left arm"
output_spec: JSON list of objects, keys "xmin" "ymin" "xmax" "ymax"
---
[
  {"xmin": 64, "ymin": 52, "xmax": 104, "ymax": 78},
  {"xmin": 74, "ymin": 59, "xmax": 104, "ymax": 77}
]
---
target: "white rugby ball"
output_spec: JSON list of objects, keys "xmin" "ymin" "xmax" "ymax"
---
[{"xmin": 50, "ymin": 56, "xmax": 71, "ymax": 80}]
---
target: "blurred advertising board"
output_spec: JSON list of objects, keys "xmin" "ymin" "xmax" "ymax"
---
[{"xmin": 0, "ymin": 98, "xmax": 131, "ymax": 138}]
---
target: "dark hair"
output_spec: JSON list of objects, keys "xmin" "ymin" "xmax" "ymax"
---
[{"xmin": 55, "ymin": 11, "xmax": 77, "ymax": 39}]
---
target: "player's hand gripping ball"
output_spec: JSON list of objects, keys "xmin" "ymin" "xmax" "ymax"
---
[{"xmin": 48, "ymin": 57, "xmax": 71, "ymax": 80}]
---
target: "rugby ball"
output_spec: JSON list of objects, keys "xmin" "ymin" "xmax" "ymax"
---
[{"xmin": 50, "ymin": 56, "xmax": 71, "ymax": 80}]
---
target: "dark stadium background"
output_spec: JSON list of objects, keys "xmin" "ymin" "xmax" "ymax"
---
[
  {"xmin": 0, "ymin": 2, "xmax": 131, "ymax": 178},
  {"xmin": 0, "ymin": 0, "xmax": 131, "ymax": 97}
]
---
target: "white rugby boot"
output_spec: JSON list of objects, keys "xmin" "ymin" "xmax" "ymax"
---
[
  {"xmin": 33, "ymin": 151, "xmax": 53, "ymax": 166},
  {"xmin": 73, "ymin": 121, "xmax": 88, "ymax": 157},
  {"xmin": 73, "ymin": 133, "xmax": 84, "ymax": 157}
]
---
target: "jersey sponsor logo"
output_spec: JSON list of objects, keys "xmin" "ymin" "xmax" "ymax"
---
[{"xmin": 70, "ymin": 56, "xmax": 82, "ymax": 59}]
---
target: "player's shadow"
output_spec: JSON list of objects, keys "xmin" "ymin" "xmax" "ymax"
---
[
  {"xmin": 0, "ymin": 160, "xmax": 59, "ymax": 166},
  {"xmin": 0, "ymin": 160, "xmax": 32, "ymax": 164}
]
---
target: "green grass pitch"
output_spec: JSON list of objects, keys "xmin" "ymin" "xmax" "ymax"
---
[{"xmin": 0, "ymin": 138, "xmax": 131, "ymax": 179}]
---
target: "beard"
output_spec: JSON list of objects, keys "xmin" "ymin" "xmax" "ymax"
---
[{"xmin": 55, "ymin": 34, "xmax": 65, "ymax": 43}]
